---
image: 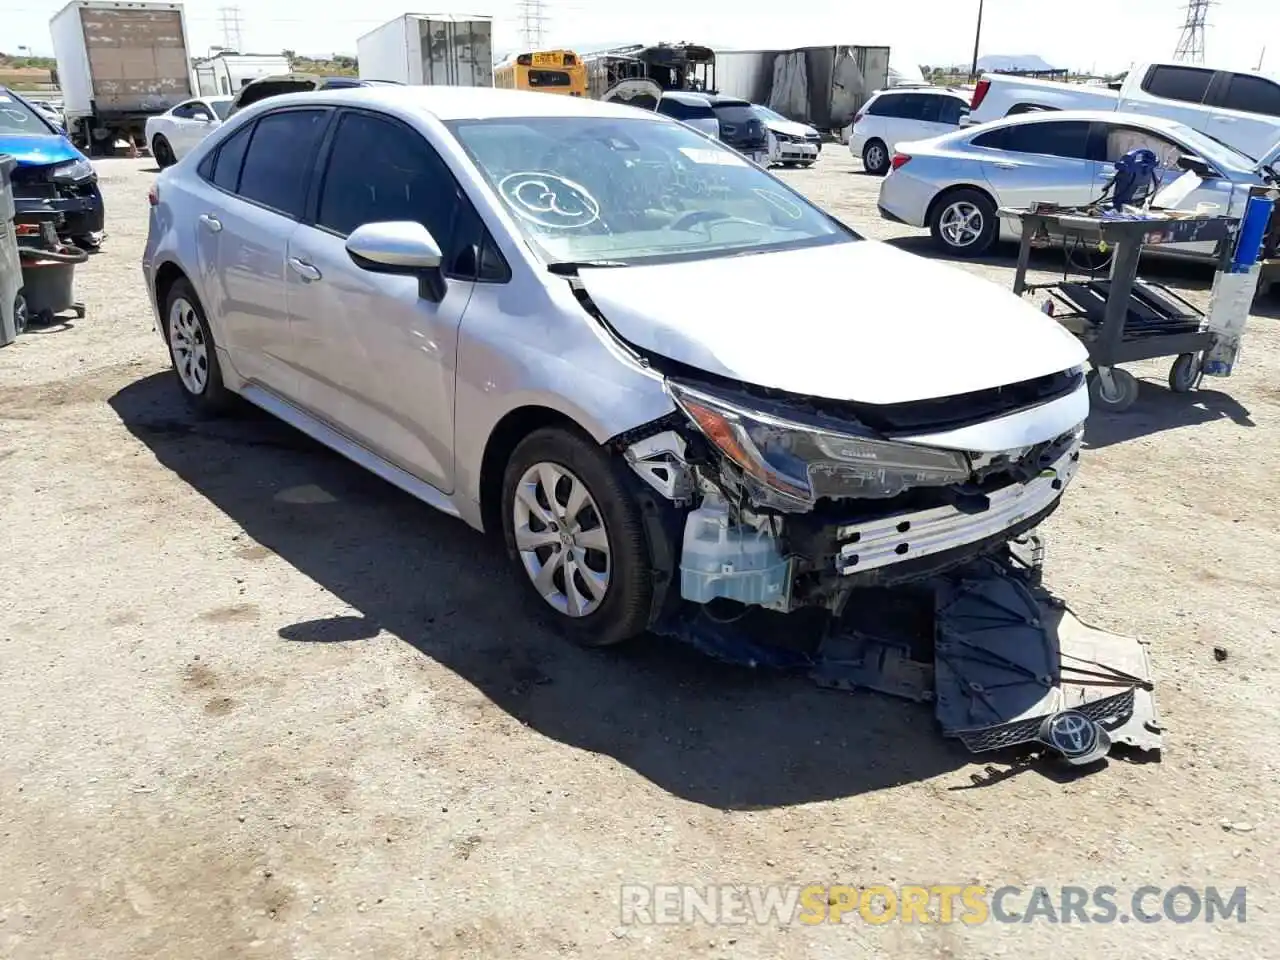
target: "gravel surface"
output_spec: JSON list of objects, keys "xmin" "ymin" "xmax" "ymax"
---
[{"xmin": 1, "ymin": 150, "xmax": 1277, "ymax": 959}]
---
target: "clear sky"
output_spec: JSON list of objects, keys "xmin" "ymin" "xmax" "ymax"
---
[{"xmin": 4, "ymin": 0, "xmax": 1277, "ymax": 75}]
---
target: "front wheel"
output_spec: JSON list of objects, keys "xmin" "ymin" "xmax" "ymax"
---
[
  {"xmin": 929, "ymin": 188, "xmax": 998, "ymax": 257},
  {"xmin": 501, "ymin": 427, "xmax": 653, "ymax": 647}
]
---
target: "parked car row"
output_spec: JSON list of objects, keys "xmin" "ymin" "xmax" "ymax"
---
[
  {"xmin": 877, "ymin": 108, "xmax": 1280, "ymax": 259},
  {"xmin": 142, "ymin": 84, "xmax": 1088, "ymax": 645}
]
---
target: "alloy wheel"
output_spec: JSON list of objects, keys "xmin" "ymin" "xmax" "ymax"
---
[
  {"xmin": 168, "ymin": 297, "xmax": 209, "ymax": 395},
  {"xmin": 511, "ymin": 461, "xmax": 612, "ymax": 618},
  {"xmin": 939, "ymin": 201, "xmax": 985, "ymax": 248}
]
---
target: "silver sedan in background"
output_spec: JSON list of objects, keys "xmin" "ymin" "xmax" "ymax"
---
[{"xmin": 877, "ymin": 109, "xmax": 1280, "ymax": 258}]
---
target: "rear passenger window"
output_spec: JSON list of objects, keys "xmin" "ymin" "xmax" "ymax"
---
[
  {"xmin": 1143, "ymin": 65, "xmax": 1213, "ymax": 104},
  {"xmin": 1221, "ymin": 74, "xmax": 1280, "ymax": 118},
  {"xmin": 208, "ymin": 123, "xmax": 252, "ymax": 192},
  {"xmin": 236, "ymin": 109, "xmax": 329, "ymax": 218},
  {"xmin": 974, "ymin": 120, "xmax": 1091, "ymax": 160}
]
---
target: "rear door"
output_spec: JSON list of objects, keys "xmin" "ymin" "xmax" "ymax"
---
[
  {"xmin": 971, "ymin": 118, "xmax": 1098, "ymax": 211},
  {"xmin": 1123, "ymin": 64, "xmax": 1216, "ymax": 127},
  {"xmin": 874, "ymin": 93, "xmax": 925, "ymax": 151},
  {"xmin": 1202, "ymin": 71, "xmax": 1280, "ymax": 161},
  {"xmin": 194, "ymin": 107, "xmax": 331, "ymax": 396}
]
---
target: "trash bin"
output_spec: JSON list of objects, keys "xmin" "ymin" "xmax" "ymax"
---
[{"xmin": 0, "ymin": 154, "xmax": 25, "ymax": 347}]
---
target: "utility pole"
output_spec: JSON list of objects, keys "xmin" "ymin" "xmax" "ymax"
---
[
  {"xmin": 1173, "ymin": 0, "xmax": 1211, "ymax": 64},
  {"xmin": 218, "ymin": 6, "xmax": 244, "ymax": 55},
  {"xmin": 969, "ymin": 0, "xmax": 985, "ymax": 81},
  {"xmin": 515, "ymin": 0, "xmax": 548, "ymax": 51}
]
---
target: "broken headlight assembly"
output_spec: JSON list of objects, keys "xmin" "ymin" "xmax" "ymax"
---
[
  {"xmin": 50, "ymin": 158, "xmax": 95, "ymax": 183},
  {"xmin": 668, "ymin": 381, "xmax": 971, "ymax": 508}
]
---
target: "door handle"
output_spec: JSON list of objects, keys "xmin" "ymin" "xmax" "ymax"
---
[
  {"xmin": 1210, "ymin": 115, "xmax": 1235, "ymax": 123},
  {"xmin": 198, "ymin": 213, "xmax": 222, "ymax": 233},
  {"xmin": 992, "ymin": 161, "xmax": 1017, "ymax": 169},
  {"xmin": 288, "ymin": 257, "xmax": 322, "ymax": 282}
]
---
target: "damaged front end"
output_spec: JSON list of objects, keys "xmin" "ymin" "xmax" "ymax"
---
[
  {"xmin": 613, "ymin": 373, "xmax": 1162, "ymax": 766},
  {"xmin": 623, "ymin": 376, "xmax": 1084, "ymax": 617}
]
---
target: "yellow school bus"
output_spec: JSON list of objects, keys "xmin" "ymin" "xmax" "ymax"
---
[{"xmin": 493, "ymin": 50, "xmax": 587, "ymax": 97}]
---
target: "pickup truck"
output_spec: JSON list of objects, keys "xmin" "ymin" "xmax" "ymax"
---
[{"xmin": 968, "ymin": 62, "xmax": 1280, "ymax": 161}]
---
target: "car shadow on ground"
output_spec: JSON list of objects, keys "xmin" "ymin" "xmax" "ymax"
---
[
  {"xmin": 1084, "ymin": 380, "xmax": 1254, "ymax": 449},
  {"xmin": 109, "ymin": 373, "xmax": 970, "ymax": 810}
]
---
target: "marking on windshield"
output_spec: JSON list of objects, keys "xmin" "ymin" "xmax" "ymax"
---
[
  {"xmin": 752, "ymin": 188, "xmax": 805, "ymax": 220},
  {"xmin": 678, "ymin": 147, "xmax": 748, "ymax": 167},
  {"xmin": 499, "ymin": 172, "xmax": 601, "ymax": 230}
]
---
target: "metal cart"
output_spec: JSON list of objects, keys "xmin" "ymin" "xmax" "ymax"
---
[{"xmin": 1003, "ymin": 207, "xmax": 1238, "ymax": 412}]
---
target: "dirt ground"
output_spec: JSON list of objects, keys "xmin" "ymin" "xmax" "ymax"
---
[{"xmin": 2, "ymin": 148, "xmax": 1277, "ymax": 960}]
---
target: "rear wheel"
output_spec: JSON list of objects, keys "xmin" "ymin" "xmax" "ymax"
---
[
  {"xmin": 862, "ymin": 138, "xmax": 890, "ymax": 175},
  {"xmin": 163, "ymin": 279, "xmax": 233, "ymax": 415},
  {"xmin": 152, "ymin": 135, "xmax": 175, "ymax": 168},
  {"xmin": 929, "ymin": 188, "xmax": 998, "ymax": 257},
  {"xmin": 501, "ymin": 427, "xmax": 653, "ymax": 647}
]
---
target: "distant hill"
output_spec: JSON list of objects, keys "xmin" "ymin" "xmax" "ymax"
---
[{"xmin": 976, "ymin": 54, "xmax": 1058, "ymax": 72}]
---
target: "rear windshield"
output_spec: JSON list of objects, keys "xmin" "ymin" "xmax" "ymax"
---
[
  {"xmin": 529, "ymin": 69, "xmax": 571, "ymax": 87},
  {"xmin": 712, "ymin": 103, "xmax": 757, "ymax": 125}
]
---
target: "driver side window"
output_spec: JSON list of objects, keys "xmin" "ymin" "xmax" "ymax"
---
[
  {"xmin": 316, "ymin": 111, "xmax": 503, "ymax": 280},
  {"xmin": 1104, "ymin": 126, "xmax": 1185, "ymax": 174}
]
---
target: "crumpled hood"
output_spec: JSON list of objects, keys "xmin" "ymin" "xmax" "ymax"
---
[
  {"xmin": 577, "ymin": 240, "xmax": 1088, "ymax": 405},
  {"xmin": 0, "ymin": 133, "xmax": 83, "ymax": 167},
  {"xmin": 764, "ymin": 117, "xmax": 816, "ymax": 138}
]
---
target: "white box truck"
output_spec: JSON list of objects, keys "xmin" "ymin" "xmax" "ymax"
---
[
  {"xmin": 50, "ymin": 0, "xmax": 195, "ymax": 155},
  {"xmin": 356, "ymin": 13, "xmax": 493, "ymax": 87},
  {"xmin": 194, "ymin": 53, "xmax": 291, "ymax": 97}
]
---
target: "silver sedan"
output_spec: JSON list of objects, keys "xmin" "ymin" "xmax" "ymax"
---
[
  {"xmin": 142, "ymin": 85, "xmax": 1086, "ymax": 645},
  {"xmin": 877, "ymin": 108, "xmax": 1280, "ymax": 258}
]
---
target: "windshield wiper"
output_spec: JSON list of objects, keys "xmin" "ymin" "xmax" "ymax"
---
[{"xmin": 547, "ymin": 260, "xmax": 629, "ymax": 275}]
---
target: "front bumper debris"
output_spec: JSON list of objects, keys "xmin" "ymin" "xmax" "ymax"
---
[
  {"xmin": 652, "ymin": 537, "xmax": 1163, "ymax": 770},
  {"xmin": 836, "ymin": 443, "xmax": 1079, "ymax": 576}
]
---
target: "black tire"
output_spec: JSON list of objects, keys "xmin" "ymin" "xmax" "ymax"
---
[
  {"xmin": 1087, "ymin": 367, "xmax": 1139, "ymax": 412},
  {"xmin": 501, "ymin": 427, "xmax": 653, "ymax": 647},
  {"xmin": 1168, "ymin": 353, "xmax": 1203, "ymax": 393},
  {"xmin": 12, "ymin": 293, "xmax": 28, "ymax": 335},
  {"xmin": 152, "ymin": 135, "xmax": 175, "ymax": 168},
  {"xmin": 862, "ymin": 138, "xmax": 890, "ymax": 175},
  {"xmin": 929, "ymin": 187, "xmax": 999, "ymax": 258},
  {"xmin": 162, "ymin": 278, "xmax": 233, "ymax": 416}
]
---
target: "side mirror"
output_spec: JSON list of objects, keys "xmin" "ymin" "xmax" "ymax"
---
[
  {"xmin": 346, "ymin": 221, "xmax": 447, "ymax": 301},
  {"xmin": 1177, "ymin": 154, "xmax": 1216, "ymax": 178}
]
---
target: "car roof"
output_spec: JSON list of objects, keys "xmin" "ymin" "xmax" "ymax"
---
[
  {"xmin": 244, "ymin": 84, "xmax": 669, "ymax": 121},
  {"xmin": 704, "ymin": 94, "xmax": 750, "ymax": 107},
  {"xmin": 661, "ymin": 90, "xmax": 712, "ymax": 105},
  {"xmin": 875, "ymin": 86, "xmax": 966, "ymax": 97},
  {"xmin": 983, "ymin": 108, "xmax": 1191, "ymax": 130}
]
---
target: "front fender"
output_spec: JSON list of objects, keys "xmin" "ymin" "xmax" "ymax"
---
[{"xmin": 453, "ymin": 277, "xmax": 675, "ymax": 519}]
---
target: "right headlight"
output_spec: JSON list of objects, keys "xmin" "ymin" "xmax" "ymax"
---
[{"xmin": 669, "ymin": 381, "xmax": 971, "ymax": 508}]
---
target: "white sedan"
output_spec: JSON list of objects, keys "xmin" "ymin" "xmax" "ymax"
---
[{"xmin": 145, "ymin": 96, "xmax": 233, "ymax": 167}]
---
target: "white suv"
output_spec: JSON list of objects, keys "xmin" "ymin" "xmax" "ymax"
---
[{"xmin": 846, "ymin": 87, "xmax": 969, "ymax": 175}]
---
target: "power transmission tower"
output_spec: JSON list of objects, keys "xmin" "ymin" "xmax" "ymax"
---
[
  {"xmin": 1172, "ymin": 0, "xmax": 1211, "ymax": 64},
  {"xmin": 218, "ymin": 6, "xmax": 244, "ymax": 54},
  {"xmin": 515, "ymin": 0, "xmax": 548, "ymax": 50}
]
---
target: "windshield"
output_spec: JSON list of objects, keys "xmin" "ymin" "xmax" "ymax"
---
[
  {"xmin": 1162, "ymin": 120, "xmax": 1258, "ymax": 170},
  {"xmin": 0, "ymin": 91, "xmax": 55, "ymax": 136},
  {"xmin": 210, "ymin": 99, "xmax": 233, "ymax": 120},
  {"xmin": 754, "ymin": 105, "xmax": 786, "ymax": 123},
  {"xmin": 448, "ymin": 116, "xmax": 854, "ymax": 265}
]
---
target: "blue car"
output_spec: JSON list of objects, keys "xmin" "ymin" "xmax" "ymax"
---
[{"xmin": 0, "ymin": 86, "xmax": 105, "ymax": 249}]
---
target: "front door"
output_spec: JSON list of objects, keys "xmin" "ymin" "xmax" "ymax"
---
[{"xmin": 286, "ymin": 109, "xmax": 476, "ymax": 492}]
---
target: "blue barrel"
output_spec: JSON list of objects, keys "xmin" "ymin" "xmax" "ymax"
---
[{"xmin": 1231, "ymin": 194, "xmax": 1275, "ymax": 272}]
